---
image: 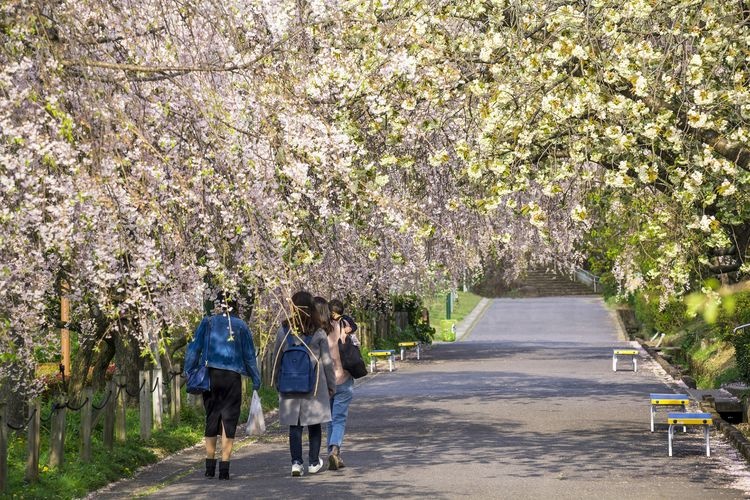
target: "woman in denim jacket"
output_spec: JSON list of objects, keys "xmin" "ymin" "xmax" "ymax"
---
[{"xmin": 184, "ymin": 293, "xmax": 261, "ymax": 480}]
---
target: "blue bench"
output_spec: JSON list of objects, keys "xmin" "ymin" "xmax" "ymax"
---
[
  {"xmin": 667, "ymin": 412, "xmax": 712, "ymax": 457},
  {"xmin": 650, "ymin": 393, "xmax": 689, "ymax": 432}
]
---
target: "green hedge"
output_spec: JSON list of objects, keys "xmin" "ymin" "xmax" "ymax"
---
[{"xmin": 726, "ymin": 292, "xmax": 750, "ymax": 381}]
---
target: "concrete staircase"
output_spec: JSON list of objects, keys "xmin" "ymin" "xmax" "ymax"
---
[{"xmin": 510, "ymin": 268, "xmax": 598, "ymax": 297}]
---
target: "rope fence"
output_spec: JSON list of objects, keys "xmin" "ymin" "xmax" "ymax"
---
[
  {"xmin": 6, "ymin": 409, "xmax": 37, "ymax": 432},
  {"xmin": 66, "ymin": 398, "xmax": 89, "ymax": 412},
  {"xmin": 0, "ymin": 367, "xmax": 186, "ymax": 492},
  {"xmin": 92, "ymin": 390, "xmax": 113, "ymax": 411},
  {"xmin": 122, "ymin": 378, "xmax": 146, "ymax": 398}
]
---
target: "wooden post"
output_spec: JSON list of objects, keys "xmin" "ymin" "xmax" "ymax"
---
[
  {"xmin": 103, "ymin": 380, "xmax": 115, "ymax": 450},
  {"xmin": 25, "ymin": 399, "xmax": 41, "ymax": 483},
  {"xmin": 151, "ymin": 368, "xmax": 163, "ymax": 430},
  {"xmin": 61, "ymin": 281, "xmax": 71, "ymax": 378},
  {"xmin": 115, "ymin": 374, "xmax": 127, "ymax": 443},
  {"xmin": 170, "ymin": 364, "xmax": 181, "ymax": 424},
  {"xmin": 0, "ymin": 403, "xmax": 7, "ymax": 493},
  {"xmin": 49, "ymin": 398, "xmax": 66, "ymax": 468},
  {"xmin": 139, "ymin": 370, "xmax": 152, "ymax": 441},
  {"xmin": 80, "ymin": 388, "xmax": 93, "ymax": 462},
  {"xmin": 189, "ymin": 393, "xmax": 202, "ymax": 409},
  {"xmin": 262, "ymin": 349, "xmax": 273, "ymax": 387}
]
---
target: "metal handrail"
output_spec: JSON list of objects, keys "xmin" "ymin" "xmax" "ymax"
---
[
  {"xmin": 575, "ymin": 268, "xmax": 600, "ymax": 293},
  {"xmin": 734, "ymin": 323, "xmax": 750, "ymax": 333}
]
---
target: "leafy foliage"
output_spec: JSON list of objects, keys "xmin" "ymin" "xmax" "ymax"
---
[{"xmin": 1, "ymin": 0, "xmax": 749, "ymax": 397}]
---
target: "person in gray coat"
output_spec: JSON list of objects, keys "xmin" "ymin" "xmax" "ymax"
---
[{"xmin": 273, "ymin": 290, "xmax": 336, "ymax": 477}]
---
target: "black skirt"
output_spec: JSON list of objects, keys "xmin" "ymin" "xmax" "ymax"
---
[{"xmin": 202, "ymin": 368, "xmax": 242, "ymax": 439}]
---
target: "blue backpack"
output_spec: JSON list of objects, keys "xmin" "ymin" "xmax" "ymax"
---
[{"xmin": 277, "ymin": 333, "xmax": 318, "ymax": 395}]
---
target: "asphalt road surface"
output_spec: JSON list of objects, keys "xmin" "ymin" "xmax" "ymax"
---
[{"xmin": 94, "ymin": 296, "xmax": 750, "ymax": 499}]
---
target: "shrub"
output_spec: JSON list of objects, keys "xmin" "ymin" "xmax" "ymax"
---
[{"xmin": 727, "ymin": 292, "xmax": 750, "ymax": 381}]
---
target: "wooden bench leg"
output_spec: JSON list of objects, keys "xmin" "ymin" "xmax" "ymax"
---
[
  {"xmin": 400, "ymin": 348, "xmax": 405, "ymax": 361},
  {"xmin": 612, "ymin": 353, "xmax": 617, "ymax": 371},
  {"xmin": 633, "ymin": 356, "xmax": 637, "ymax": 372},
  {"xmin": 370, "ymin": 359, "xmax": 375, "ymax": 373},
  {"xmin": 388, "ymin": 355, "xmax": 394, "ymax": 372}
]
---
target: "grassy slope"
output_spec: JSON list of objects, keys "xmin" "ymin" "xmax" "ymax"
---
[{"xmin": 425, "ymin": 291, "xmax": 483, "ymax": 341}]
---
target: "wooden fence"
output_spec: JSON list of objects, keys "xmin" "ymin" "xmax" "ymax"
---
[{"xmin": 0, "ymin": 366, "xmax": 184, "ymax": 492}]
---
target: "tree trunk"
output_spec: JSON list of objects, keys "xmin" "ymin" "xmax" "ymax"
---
[
  {"xmin": 90, "ymin": 337, "xmax": 116, "ymax": 391},
  {"xmin": 114, "ymin": 317, "xmax": 143, "ymax": 404}
]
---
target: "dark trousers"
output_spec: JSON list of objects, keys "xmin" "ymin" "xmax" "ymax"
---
[
  {"xmin": 289, "ymin": 423, "xmax": 322, "ymax": 465},
  {"xmin": 202, "ymin": 368, "xmax": 242, "ymax": 438}
]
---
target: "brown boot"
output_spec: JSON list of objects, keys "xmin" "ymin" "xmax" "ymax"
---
[{"xmin": 328, "ymin": 446, "xmax": 344, "ymax": 470}]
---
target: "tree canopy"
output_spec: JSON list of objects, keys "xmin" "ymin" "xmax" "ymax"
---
[{"xmin": 1, "ymin": 0, "xmax": 748, "ymax": 397}]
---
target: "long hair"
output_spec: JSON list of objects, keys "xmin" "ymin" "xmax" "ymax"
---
[
  {"xmin": 313, "ymin": 296, "xmax": 333, "ymax": 335},
  {"xmin": 288, "ymin": 291, "xmax": 319, "ymax": 335}
]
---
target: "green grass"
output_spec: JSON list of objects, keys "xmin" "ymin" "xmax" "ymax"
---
[
  {"xmin": 687, "ymin": 338, "xmax": 739, "ymax": 389},
  {"xmin": 3, "ymin": 385, "xmax": 279, "ymax": 499},
  {"xmin": 425, "ymin": 291, "xmax": 483, "ymax": 341}
]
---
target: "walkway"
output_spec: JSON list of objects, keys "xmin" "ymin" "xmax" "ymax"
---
[{"xmin": 93, "ymin": 296, "xmax": 750, "ymax": 499}]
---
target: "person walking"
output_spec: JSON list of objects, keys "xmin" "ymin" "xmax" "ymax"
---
[
  {"xmin": 315, "ymin": 297, "xmax": 355, "ymax": 470},
  {"xmin": 273, "ymin": 291, "xmax": 336, "ymax": 477},
  {"xmin": 184, "ymin": 292, "xmax": 262, "ymax": 480}
]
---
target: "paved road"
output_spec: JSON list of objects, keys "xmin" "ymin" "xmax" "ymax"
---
[{"xmin": 95, "ymin": 297, "xmax": 750, "ymax": 499}]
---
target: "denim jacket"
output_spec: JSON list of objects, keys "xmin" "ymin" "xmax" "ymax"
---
[{"xmin": 184, "ymin": 314, "xmax": 261, "ymax": 390}]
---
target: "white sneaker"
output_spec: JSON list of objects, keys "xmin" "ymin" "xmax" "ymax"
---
[
  {"xmin": 291, "ymin": 462, "xmax": 304, "ymax": 477},
  {"xmin": 307, "ymin": 458, "xmax": 324, "ymax": 474}
]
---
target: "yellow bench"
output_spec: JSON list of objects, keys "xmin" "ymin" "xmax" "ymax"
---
[
  {"xmin": 369, "ymin": 350, "xmax": 396, "ymax": 372},
  {"xmin": 398, "ymin": 341, "xmax": 421, "ymax": 361},
  {"xmin": 667, "ymin": 412, "xmax": 712, "ymax": 457},
  {"xmin": 612, "ymin": 349, "xmax": 638, "ymax": 372},
  {"xmin": 650, "ymin": 393, "xmax": 689, "ymax": 432}
]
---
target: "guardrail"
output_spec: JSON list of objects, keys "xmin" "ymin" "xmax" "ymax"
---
[{"xmin": 575, "ymin": 268, "xmax": 600, "ymax": 293}]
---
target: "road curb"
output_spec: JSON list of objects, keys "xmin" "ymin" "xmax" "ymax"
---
[
  {"xmin": 455, "ymin": 297, "xmax": 492, "ymax": 342},
  {"xmin": 706, "ymin": 409, "xmax": 750, "ymax": 463}
]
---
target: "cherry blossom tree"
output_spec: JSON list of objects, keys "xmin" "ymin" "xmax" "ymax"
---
[{"xmin": 1, "ymin": 0, "xmax": 748, "ymax": 399}]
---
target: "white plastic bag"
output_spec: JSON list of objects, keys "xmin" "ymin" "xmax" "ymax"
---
[{"xmin": 247, "ymin": 389, "xmax": 265, "ymax": 435}]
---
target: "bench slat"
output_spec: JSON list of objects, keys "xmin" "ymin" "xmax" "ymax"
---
[
  {"xmin": 650, "ymin": 394, "xmax": 689, "ymax": 405},
  {"xmin": 613, "ymin": 349, "xmax": 638, "ymax": 355},
  {"xmin": 667, "ymin": 412, "xmax": 712, "ymax": 425},
  {"xmin": 369, "ymin": 350, "xmax": 395, "ymax": 357},
  {"xmin": 651, "ymin": 398, "xmax": 689, "ymax": 405}
]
